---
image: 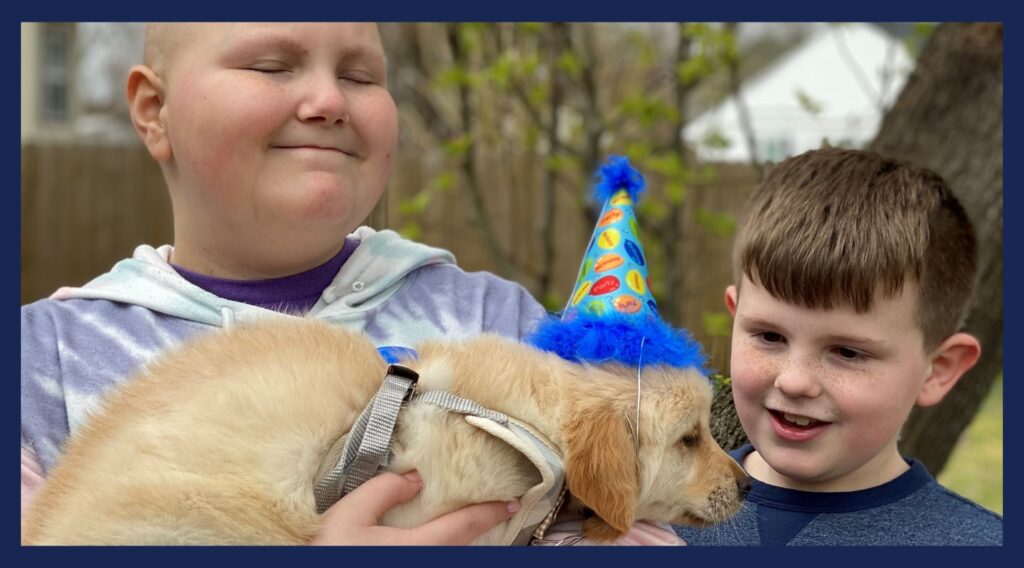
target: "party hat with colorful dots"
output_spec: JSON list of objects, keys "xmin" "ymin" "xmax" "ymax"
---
[{"xmin": 527, "ymin": 155, "xmax": 706, "ymax": 371}]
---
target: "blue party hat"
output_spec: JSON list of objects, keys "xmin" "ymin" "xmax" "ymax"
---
[{"xmin": 527, "ymin": 156, "xmax": 707, "ymax": 372}]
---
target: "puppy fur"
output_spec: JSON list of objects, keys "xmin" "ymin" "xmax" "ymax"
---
[{"xmin": 22, "ymin": 319, "xmax": 746, "ymax": 545}]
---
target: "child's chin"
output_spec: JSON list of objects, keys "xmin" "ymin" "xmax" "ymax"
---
[{"xmin": 758, "ymin": 445, "xmax": 831, "ymax": 482}]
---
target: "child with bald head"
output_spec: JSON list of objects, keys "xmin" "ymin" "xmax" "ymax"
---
[{"xmin": 21, "ymin": 23, "xmax": 548, "ymax": 545}]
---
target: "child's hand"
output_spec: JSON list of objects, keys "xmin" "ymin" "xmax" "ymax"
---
[{"xmin": 308, "ymin": 470, "xmax": 520, "ymax": 545}]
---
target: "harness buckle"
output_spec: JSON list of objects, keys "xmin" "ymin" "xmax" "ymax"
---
[{"xmin": 386, "ymin": 364, "xmax": 419, "ymax": 403}]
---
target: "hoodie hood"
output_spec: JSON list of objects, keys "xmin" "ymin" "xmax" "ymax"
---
[{"xmin": 50, "ymin": 227, "xmax": 455, "ymax": 328}]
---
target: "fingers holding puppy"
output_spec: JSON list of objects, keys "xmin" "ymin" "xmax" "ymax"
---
[
  {"xmin": 405, "ymin": 497, "xmax": 521, "ymax": 545},
  {"xmin": 309, "ymin": 471, "xmax": 419, "ymax": 545},
  {"xmin": 309, "ymin": 471, "xmax": 520, "ymax": 546}
]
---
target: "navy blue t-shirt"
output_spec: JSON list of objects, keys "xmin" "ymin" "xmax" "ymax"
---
[{"xmin": 674, "ymin": 445, "xmax": 1002, "ymax": 546}]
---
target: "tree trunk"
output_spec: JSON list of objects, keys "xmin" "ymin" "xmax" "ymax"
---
[
  {"xmin": 711, "ymin": 380, "xmax": 748, "ymax": 451},
  {"xmin": 868, "ymin": 23, "xmax": 1002, "ymax": 475}
]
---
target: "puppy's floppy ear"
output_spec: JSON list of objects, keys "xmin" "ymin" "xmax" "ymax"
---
[{"xmin": 564, "ymin": 397, "xmax": 638, "ymax": 541}]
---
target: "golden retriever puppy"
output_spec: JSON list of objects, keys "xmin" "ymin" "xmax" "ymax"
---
[{"xmin": 22, "ymin": 319, "xmax": 745, "ymax": 545}]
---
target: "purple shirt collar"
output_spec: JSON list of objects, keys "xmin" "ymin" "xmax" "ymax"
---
[{"xmin": 171, "ymin": 239, "xmax": 359, "ymax": 314}]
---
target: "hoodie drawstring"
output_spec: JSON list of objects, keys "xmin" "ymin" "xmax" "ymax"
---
[{"xmin": 220, "ymin": 307, "xmax": 236, "ymax": 328}]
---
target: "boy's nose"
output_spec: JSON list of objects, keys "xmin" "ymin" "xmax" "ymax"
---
[
  {"xmin": 772, "ymin": 359, "xmax": 822, "ymax": 398},
  {"xmin": 297, "ymin": 74, "xmax": 349, "ymax": 125}
]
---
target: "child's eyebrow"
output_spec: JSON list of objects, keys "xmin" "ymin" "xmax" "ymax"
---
[
  {"xmin": 337, "ymin": 45, "xmax": 388, "ymax": 72},
  {"xmin": 736, "ymin": 316, "xmax": 782, "ymax": 331},
  {"xmin": 820, "ymin": 334, "xmax": 887, "ymax": 350},
  {"xmin": 221, "ymin": 33, "xmax": 386, "ymax": 68},
  {"xmin": 220, "ymin": 33, "xmax": 307, "ymax": 57}
]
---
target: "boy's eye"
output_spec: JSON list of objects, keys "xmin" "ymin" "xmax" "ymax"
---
[
  {"xmin": 833, "ymin": 347, "xmax": 866, "ymax": 361},
  {"xmin": 757, "ymin": 331, "xmax": 785, "ymax": 344}
]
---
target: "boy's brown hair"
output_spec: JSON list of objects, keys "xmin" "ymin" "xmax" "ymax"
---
[{"xmin": 733, "ymin": 146, "xmax": 976, "ymax": 349}]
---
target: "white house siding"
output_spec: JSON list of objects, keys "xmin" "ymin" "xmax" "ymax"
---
[{"xmin": 684, "ymin": 24, "xmax": 915, "ymax": 163}]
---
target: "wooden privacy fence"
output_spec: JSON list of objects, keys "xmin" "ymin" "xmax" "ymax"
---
[
  {"xmin": 21, "ymin": 142, "xmax": 758, "ymax": 374},
  {"xmin": 21, "ymin": 144, "xmax": 174, "ymax": 305}
]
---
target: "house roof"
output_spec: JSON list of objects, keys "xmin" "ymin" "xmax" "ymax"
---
[{"xmin": 683, "ymin": 23, "xmax": 915, "ymax": 153}]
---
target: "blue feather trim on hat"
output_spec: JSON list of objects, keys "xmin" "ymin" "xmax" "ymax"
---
[
  {"xmin": 593, "ymin": 155, "xmax": 645, "ymax": 204},
  {"xmin": 527, "ymin": 312, "xmax": 708, "ymax": 373}
]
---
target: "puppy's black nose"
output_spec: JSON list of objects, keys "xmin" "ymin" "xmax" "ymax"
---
[{"xmin": 736, "ymin": 475, "xmax": 752, "ymax": 499}]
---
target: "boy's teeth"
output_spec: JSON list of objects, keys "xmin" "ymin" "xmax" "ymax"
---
[{"xmin": 784, "ymin": 413, "xmax": 812, "ymax": 426}]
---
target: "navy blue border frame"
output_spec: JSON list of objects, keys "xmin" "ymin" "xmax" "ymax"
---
[{"xmin": 9, "ymin": 2, "xmax": 1012, "ymax": 565}]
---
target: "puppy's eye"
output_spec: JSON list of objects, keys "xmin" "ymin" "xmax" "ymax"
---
[{"xmin": 680, "ymin": 431, "xmax": 700, "ymax": 448}]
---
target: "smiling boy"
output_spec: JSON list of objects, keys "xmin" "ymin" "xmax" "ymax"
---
[{"xmin": 673, "ymin": 147, "xmax": 1002, "ymax": 545}]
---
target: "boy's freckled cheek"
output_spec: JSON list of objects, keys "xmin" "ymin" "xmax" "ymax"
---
[
  {"xmin": 729, "ymin": 350, "xmax": 771, "ymax": 418},
  {"xmin": 824, "ymin": 371, "xmax": 852, "ymax": 396},
  {"xmin": 731, "ymin": 344, "xmax": 773, "ymax": 385}
]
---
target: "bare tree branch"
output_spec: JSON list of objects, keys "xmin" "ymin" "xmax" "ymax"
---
[
  {"xmin": 446, "ymin": 23, "xmax": 517, "ymax": 279},
  {"xmin": 723, "ymin": 23, "xmax": 764, "ymax": 181}
]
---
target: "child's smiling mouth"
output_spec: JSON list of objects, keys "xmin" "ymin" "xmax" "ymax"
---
[
  {"xmin": 767, "ymin": 409, "xmax": 831, "ymax": 441},
  {"xmin": 273, "ymin": 145, "xmax": 357, "ymax": 157}
]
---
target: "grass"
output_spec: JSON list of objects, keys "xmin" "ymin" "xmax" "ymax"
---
[{"xmin": 937, "ymin": 374, "xmax": 1003, "ymax": 515}]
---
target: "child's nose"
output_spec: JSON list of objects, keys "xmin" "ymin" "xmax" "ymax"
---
[
  {"xmin": 772, "ymin": 357, "xmax": 822, "ymax": 398},
  {"xmin": 296, "ymin": 73, "xmax": 349, "ymax": 125}
]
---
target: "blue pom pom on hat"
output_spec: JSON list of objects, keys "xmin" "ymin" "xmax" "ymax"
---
[{"xmin": 527, "ymin": 155, "xmax": 707, "ymax": 372}]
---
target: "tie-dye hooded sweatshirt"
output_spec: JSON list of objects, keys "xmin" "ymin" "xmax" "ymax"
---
[{"xmin": 21, "ymin": 227, "xmax": 548, "ymax": 487}]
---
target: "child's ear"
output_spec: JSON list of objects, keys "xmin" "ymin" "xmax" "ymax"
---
[
  {"xmin": 917, "ymin": 332, "xmax": 982, "ymax": 407},
  {"xmin": 725, "ymin": 285, "xmax": 738, "ymax": 317},
  {"xmin": 126, "ymin": 65, "xmax": 171, "ymax": 163}
]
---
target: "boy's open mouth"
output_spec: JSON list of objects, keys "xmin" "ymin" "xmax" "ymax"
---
[
  {"xmin": 769, "ymin": 410, "xmax": 823, "ymax": 428},
  {"xmin": 767, "ymin": 410, "xmax": 830, "ymax": 441}
]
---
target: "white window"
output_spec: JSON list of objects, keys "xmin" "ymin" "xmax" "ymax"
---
[{"xmin": 39, "ymin": 23, "xmax": 74, "ymax": 124}]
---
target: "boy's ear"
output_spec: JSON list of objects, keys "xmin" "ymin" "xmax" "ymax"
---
[
  {"xmin": 126, "ymin": 65, "xmax": 171, "ymax": 163},
  {"xmin": 917, "ymin": 332, "xmax": 982, "ymax": 407},
  {"xmin": 725, "ymin": 285, "xmax": 738, "ymax": 317}
]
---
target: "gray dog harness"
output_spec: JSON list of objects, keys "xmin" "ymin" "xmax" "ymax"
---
[{"xmin": 313, "ymin": 364, "xmax": 567, "ymax": 544}]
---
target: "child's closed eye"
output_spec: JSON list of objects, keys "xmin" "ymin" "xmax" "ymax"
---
[
  {"xmin": 338, "ymin": 72, "xmax": 378, "ymax": 86},
  {"xmin": 247, "ymin": 61, "xmax": 290, "ymax": 74}
]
